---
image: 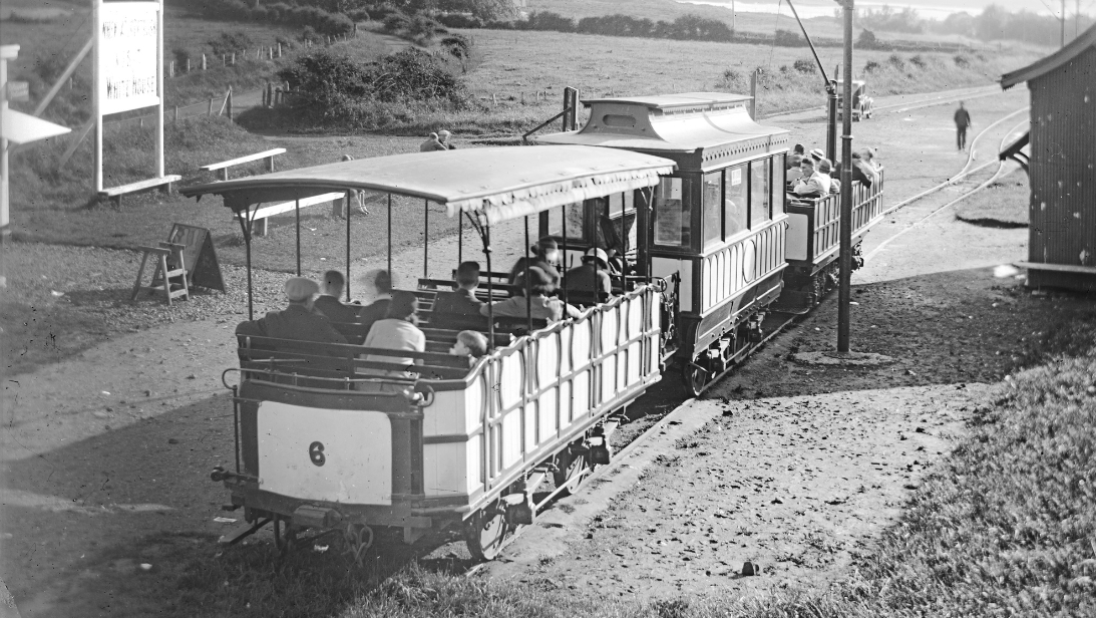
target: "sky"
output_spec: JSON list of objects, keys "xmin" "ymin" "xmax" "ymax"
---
[{"xmin": 681, "ymin": 0, "xmax": 1096, "ymax": 20}]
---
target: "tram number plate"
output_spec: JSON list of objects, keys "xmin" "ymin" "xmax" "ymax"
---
[{"xmin": 309, "ymin": 441, "xmax": 326, "ymax": 466}]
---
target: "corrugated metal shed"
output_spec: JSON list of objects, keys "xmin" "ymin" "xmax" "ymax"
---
[{"xmin": 1001, "ymin": 25, "xmax": 1096, "ymax": 291}]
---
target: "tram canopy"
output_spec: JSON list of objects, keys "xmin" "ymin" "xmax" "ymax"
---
[{"xmin": 181, "ymin": 145, "xmax": 676, "ymax": 224}]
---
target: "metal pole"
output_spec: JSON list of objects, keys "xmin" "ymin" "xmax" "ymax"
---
[
  {"xmin": 424, "ymin": 199, "xmax": 429, "ymax": 279},
  {"xmin": 387, "ymin": 194, "xmax": 392, "ymax": 277},
  {"xmin": 524, "ymin": 217, "xmax": 532, "ymax": 335},
  {"xmin": 837, "ymin": 0, "xmax": 854, "ymax": 353},
  {"xmin": 156, "ymin": 0, "xmax": 164, "ymax": 179},
  {"xmin": 93, "ymin": 0, "xmax": 103, "ymax": 193},
  {"xmin": 346, "ymin": 190, "xmax": 352, "ymax": 299},
  {"xmin": 295, "ymin": 198, "xmax": 301, "ymax": 276}
]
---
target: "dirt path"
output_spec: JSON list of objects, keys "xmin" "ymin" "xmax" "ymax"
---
[{"xmin": 3, "ymin": 85, "xmax": 1077, "ymax": 616}]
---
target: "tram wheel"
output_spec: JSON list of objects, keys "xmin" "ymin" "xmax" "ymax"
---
[
  {"xmin": 553, "ymin": 446, "xmax": 588, "ymax": 495},
  {"xmin": 465, "ymin": 501, "xmax": 508, "ymax": 561},
  {"xmin": 683, "ymin": 363, "xmax": 708, "ymax": 397}
]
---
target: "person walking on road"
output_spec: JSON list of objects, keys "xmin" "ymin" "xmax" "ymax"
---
[{"xmin": 954, "ymin": 102, "xmax": 972, "ymax": 152}]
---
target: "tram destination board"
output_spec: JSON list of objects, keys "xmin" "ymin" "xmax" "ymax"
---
[{"xmin": 167, "ymin": 223, "xmax": 225, "ymax": 291}]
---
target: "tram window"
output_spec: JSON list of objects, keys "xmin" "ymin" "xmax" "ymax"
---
[
  {"xmin": 703, "ymin": 172, "xmax": 721, "ymax": 248},
  {"xmin": 545, "ymin": 202, "xmax": 587, "ymax": 242},
  {"xmin": 653, "ymin": 177, "xmax": 690, "ymax": 248},
  {"xmin": 724, "ymin": 165, "xmax": 748, "ymax": 238},
  {"xmin": 772, "ymin": 159, "xmax": 786, "ymax": 217},
  {"xmin": 750, "ymin": 159, "xmax": 771, "ymax": 227}
]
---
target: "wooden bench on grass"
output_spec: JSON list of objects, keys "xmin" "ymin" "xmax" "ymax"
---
[
  {"xmin": 243, "ymin": 191, "xmax": 346, "ymax": 236},
  {"xmin": 99, "ymin": 175, "xmax": 183, "ymax": 206},
  {"xmin": 201, "ymin": 148, "xmax": 286, "ymax": 181}
]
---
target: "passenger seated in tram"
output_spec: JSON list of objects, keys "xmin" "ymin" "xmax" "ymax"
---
[
  {"xmin": 791, "ymin": 158, "xmax": 831, "ymax": 199},
  {"xmin": 482, "ymin": 266, "xmax": 581, "ymax": 324},
  {"xmin": 360, "ymin": 291, "xmax": 425, "ymax": 380},
  {"xmin": 236, "ymin": 277, "xmax": 347, "ymax": 347},
  {"xmin": 563, "ymin": 247, "xmax": 612, "ymax": 298},
  {"xmin": 449, "ymin": 330, "xmax": 489, "ymax": 367},
  {"xmin": 313, "ymin": 270, "xmax": 361, "ymax": 324},
  {"xmin": 786, "ymin": 144, "xmax": 806, "ymax": 184},
  {"xmin": 508, "ymin": 237, "xmax": 561, "ymax": 287},
  {"xmin": 357, "ymin": 270, "xmax": 394, "ymax": 335},
  {"xmin": 819, "ymin": 159, "xmax": 840, "ymax": 195},
  {"xmin": 432, "ymin": 261, "xmax": 486, "ymax": 316}
]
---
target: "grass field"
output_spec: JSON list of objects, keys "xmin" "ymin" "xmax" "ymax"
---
[{"xmin": 954, "ymin": 175, "xmax": 1030, "ymax": 227}]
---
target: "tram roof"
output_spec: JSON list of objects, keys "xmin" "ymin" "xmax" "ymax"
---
[
  {"xmin": 181, "ymin": 145, "xmax": 676, "ymax": 224},
  {"xmin": 534, "ymin": 92, "xmax": 788, "ymax": 168}
]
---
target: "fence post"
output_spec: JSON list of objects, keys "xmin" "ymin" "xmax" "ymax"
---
[
  {"xmin": 168, "ymin": 61, "xmax": 174, "ymax": 78},
  {"xmin": 227, "ymin": 88, "xmax": 233, "ymax": 121},
  {"xmin": 492, "ymin": 92, "xmax": 497, "ymax": 106},
  {"xmin": 139, "ymin": 117, "xmax": 144, "ymax": 129},
  {"xmin": 277, "ymin": 43, "xmax": 282, "ymax": 57},
  {"xmin": 208, "ymin": 97, "xmax": 214, "ymax": 115},
  {"xmin": 202, "ymin": 54, "xmax": 207, "ymax": 70},
  {"xmin": 268, "ymin": 47, "xmax": 273, "ymax": 60},
  {"xmin": 186, "ymin": 58, "xmax": 191, "ymax": 72},
  {"xmin": 231, "ymin": 52, "xmax": 236, "ymax": 66},
  {"xmin": 173, "ymin": 105, "xmax": 178, "ymax": 125},
  {"xmin": 520, "ymin": 92, "xmax": 525, "ymax": 105},
  {"xmin": 222, "ymin": 54, "xmax": 226, "ymax": 67}
]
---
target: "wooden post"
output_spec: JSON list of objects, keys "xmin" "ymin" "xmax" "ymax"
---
[
  {"xmin": 139, "ymin": 117, "xmax": 145, "ymax": 129},
  {"xmin": 521, "ymin": 92, "xmax": 525, "ymax": 105},
  {"xmin": 231, "ymin": 52, "xmax": 235, "ymax": 66},
  {"xmin": 201, "ymin": 54, "xmax": 207, "ymax": 70},
  {"xmin": 268, "ymin": 47, "xmax": 273, "ymax": 60},
  {"xmin": 492, "ymin": 92, "xmax": 497, "ymax": 106},
  {"xmin": 222, "ymin": 54, "xmax": 226, "ymax": 67},
  {"xmin": 277, "ymin": 43, "xmax": 282, "ymax": 57},
  {"xmin": 226, "ymin": 89, "xmax": 232, "ymax": 121},
  {"xmin": 208, "ymin": 97, "xmax": 213, "ymax": 115},
  {"xmin": 173, "ymin": 105, "xmax": 178, "ymax": 125},
  {"xmin": 186, "ymin": 58, "xmax": 191, "ymax": 73}
]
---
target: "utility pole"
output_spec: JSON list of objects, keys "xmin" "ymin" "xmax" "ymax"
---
[{"xmin": 837, "ymin": 0, "xmax": 854, "ymax": 352}]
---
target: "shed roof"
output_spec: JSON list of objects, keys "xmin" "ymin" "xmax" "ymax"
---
[{"xmin": 1001, "ymin": 23, "xmax": 1096, "ymax": 89}]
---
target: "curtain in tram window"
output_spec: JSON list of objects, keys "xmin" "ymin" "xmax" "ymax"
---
[
  {"xmin": 750, "ymin": 159, "xmax": 771, "ymax": 228},
  {"xmin": 703, "ymin": 172, "xmax": 722, "ymax": 249},
  {"xmin": 724, "ymin": 165, "xmax": 748, "ymax": 238}
]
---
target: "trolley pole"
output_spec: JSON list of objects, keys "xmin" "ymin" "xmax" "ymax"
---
[{"xmin": 837, "ymin": 0, "xmax": 854, "ymax": 353}]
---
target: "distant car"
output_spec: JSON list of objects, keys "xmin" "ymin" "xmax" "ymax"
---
[{"xmin": 837, "ymin": 79, "xmax": 873, "ymax": 121}]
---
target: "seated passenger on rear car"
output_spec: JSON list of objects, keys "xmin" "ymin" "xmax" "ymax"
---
[
  {"xmin": 819, "ymin": 159, "xmax": 840, "ymax": 195},
  {"xmin": 432, "ymin": 261, "xmax": 486, "ymax": 317},
  {"xmin": 563, "ymin": 248, "xmax": 613, "ymax": 298},
  {"xmin": 356, "ymin": 269, "xmax": 394, "ymax": 337},
  {"xmin": 236, "ymin": 277, "xmax": 347, "ymax": 348},
  {"xmin": 482, "ymin": 266, "xmax": 581, "ymax": 324},
  {"xmin": 449, "ymin": 330, "xmax": 489, "ymax": 367},
  {"xmin": 359, "ymin": 291, "xmax": 425, "ymax": 381},
  {"xmin": 313, "ymin": 269, "xmax": 361, "ymax": 324}
]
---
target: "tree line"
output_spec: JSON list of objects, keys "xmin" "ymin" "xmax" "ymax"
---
[{"xmin": 860, "ymin": 3, "xmax": 1094, "ymax": 46}]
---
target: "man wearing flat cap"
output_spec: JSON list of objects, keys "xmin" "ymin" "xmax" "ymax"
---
[
  {"xmin": 237, "ymin": 277, "xmax": 347, "ymax": 346},
  {"xmin": 563, "ymin": 247, "xmax": 613, "ymax": 298}
]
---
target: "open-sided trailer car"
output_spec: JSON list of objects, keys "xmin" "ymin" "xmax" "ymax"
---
[{"xmin": 181, "ymin": 146, "xmax": 676, "ymax": 560}]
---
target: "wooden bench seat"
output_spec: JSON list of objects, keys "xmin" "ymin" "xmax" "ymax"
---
[
  {"xmin": 242, "ymin": 191, "xmax": 346, "ymax": 237},
  {"xmin": 99, "ymin": 175, "xmax": 182, "ymax": 206},
  {"xmin": 201, "ymin": 148, "xmax": 286, "ymax": 180}
]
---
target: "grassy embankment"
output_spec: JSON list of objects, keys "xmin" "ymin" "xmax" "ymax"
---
[
  {"xmin": 954, "ymin": 176, "xmax": 1030, "ymax": 227},
  {"xmin": 240, "ymin": 27, "xmax": 1039, "ymax": 136}
]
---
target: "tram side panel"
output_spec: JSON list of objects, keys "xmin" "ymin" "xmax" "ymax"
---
[{"xmin": 418, "ymin": 285, "xmax": 662, "ymax": 510}]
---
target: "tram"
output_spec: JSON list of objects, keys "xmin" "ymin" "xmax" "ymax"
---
[
  {"xmin": 536, "ymin": 92, "xmax": 883, "ymax": 394},
  {"xmin": 182, "ymin": 91, "xmax": 884, "ymax": 560}
]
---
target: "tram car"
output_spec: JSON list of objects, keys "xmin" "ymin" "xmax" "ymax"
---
[
  {"xmin": 536, "ymin": 92, "xmax": 883, "ymax": 394},
  {"xmin": 182, "ymin": 91, "xmax": 885, "ymax": 560}
]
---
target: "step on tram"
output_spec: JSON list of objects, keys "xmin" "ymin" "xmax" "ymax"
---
[{"xmin": 181, "ymin": 91, "xmax": 884, "ymax": 561}]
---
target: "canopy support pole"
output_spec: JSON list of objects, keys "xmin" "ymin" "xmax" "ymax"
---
[
  {"xmin": 392, "ymin": 193, "xmax": 396, "ymax": 278},
  {"xmin": 295, "ymin": 198, "xmax": 301, "ymax": 276},
  {"xmin": 525, "ymin": 217, "xmax": 532, "ymax": 335},
  {"xmin": 346, "ymin": 190, "xmax": 352, "ymax": 299},
  {"xmin": 235, "ymin": 208, "xmax": 255, "ymax": 320},
  {"xmin": 424, "ymin": 199, "xmax": 429, "ymax": 279}
]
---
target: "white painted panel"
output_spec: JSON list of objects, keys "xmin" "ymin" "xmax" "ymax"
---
[
  {"xmin": 742, "ymin": 238, "xmax": 757, "ymax": 284},
  {"xmin": 499, "ymin": 353, "xmax": 522, "ymax": 410},
  {"xmin": 466, "ymin": 374, "xmax": 484, "ymax": 435},
  {"xmin": 731, "ymin": 245, "xmax": 741, "ymax": 293},
  {"xmin": 559, "ymin": 327, "xmax": 572, "ymax": 375},
  {"xmin": 539, "ymin": 388, "xmax": 557, "ymax": 444},
  {"xmin": 572, "ymin": 322, "xmax": 591, "ymax": 370},
  {"xmin": 601, "ymin": 355, "xmax": 616, "ymax": 403},
  {"xmin": 258, "ymin": 402, "xmax": 392, "ymax": 505},
  {"xmin": 717, "ymin": 250, "xmax": 727, "ymax": 306},
  {"xmin": 466, "ymin": 433, "xmax": 481, "ymax": 495},
  {"xmin": 602, "ymin": 306, "xmax": 618, "ymax": 351},
  {"xmin": 573, "ymin": 372, "xmax": 590, "ymax": 419},
  {"xmin": 652, "ymin": 257, "xmax": 690, "ymax": 312},
  {"xmin": 561, "ymin": 379, "xmax": 574, "ymax": 426},
  {"xmin": 423, "ymin": 443, "xmax": 468, "ymax": 498},
  {"xmin": 501, "ymin": 408, "xmax": 522, "ymax": 470},
  {"xmin": 537, "ymin": 334, "xmax": 559, "ymax": 389},
  {"xmin": 424, "ymin": 390, "xmax": 465, "ymax": 438},
  {"xmin": 786, "ymin": 213, "xmax": 809, "ymax": 260},
  {"xmin": 525, "ymin": 400, "xmax": 538, "ymax": 453},
  {"xmin": 628, "ymin": 342, "xmax": 641, "ymax": 384}
]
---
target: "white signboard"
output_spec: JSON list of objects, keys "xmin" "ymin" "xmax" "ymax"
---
[{"xmin": 97, "ymin": 2, "xmax": 160, "ymax": 115}]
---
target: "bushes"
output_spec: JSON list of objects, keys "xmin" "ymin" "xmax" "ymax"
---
[
  {"xmin": 208, "ymin": 32, "xmax": 254, "ymax": 57},
  {"xmin": 864, "ymin": 60, "xmax": 882, "ymax": 73},
  {"xmin": 858, "ymin": 28, "xmax": 879, "ymax": 49},
  {"xmin": 793, "ymin": 58, "xmax": 817, "ymax": 74},
  {"xmin": 193, "ymin": 0, "xmax": 355, "ymax": 37},
  {"xmin": 276, "ymin": 48, "xmax": 469, "ymax": 127}
]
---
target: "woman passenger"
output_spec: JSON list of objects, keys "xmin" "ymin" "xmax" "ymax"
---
[
  {"xmin": 482, "ymin": 266, "xmax": 580, "ymax": 324},
  {"xmin": 360, "ymin": 291, "xmax": 425, "ymax": 381}
]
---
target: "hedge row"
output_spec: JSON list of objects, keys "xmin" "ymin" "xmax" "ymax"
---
[{"xmin": 191, "ymin": 0, "xmax": 357, "ymax": 36}]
